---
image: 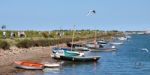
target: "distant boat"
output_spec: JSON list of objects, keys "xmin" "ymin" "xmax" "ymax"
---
[
  {"xmin": 89, "ymin": 47, "xmax": 117, "ymax": 52},
  {"xmin": 126, "ymin": 35, "xmax": 131, "ymax": 38},
  {"xmin": 59, "ymin": 56, "xmax": 100, "ymax": 62},
  {"xmin": 15, "ymin": 61, "xmax": 44, "ymax": 70},
  {"xmin": 85, "ymin": 42, "xmax": 100, "ymax": 48},
  {"xmin": 110, "ymin": 42, "xmax": 123, "ymax": 45},
  {"xmin": 74, "ymin": 46, "xmax": 90, "ymax": 51},
  {"xmin": 97, "ymin": 40, "xmax": 108, "ymax": 46},
  {"xmin": 86, "ymin": 42, "xmax": 117, "ymax": 52},
  {"xmin": 66, "ymin": 42, "xmax": 90, "ymax": 51},
  {"xmin": 118, "ymin": 37, "xmax": 127, "ymax": 41}
]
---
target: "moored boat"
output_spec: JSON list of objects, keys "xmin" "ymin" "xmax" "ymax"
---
[
  {"xmin": 66, "ymin": 42, "xmax": 90, "ymax": 51},
  {"xmin": 110, "ymin": 42, "xmax": 123, "ymax": 45},
  {"xmin": 97, "ymin": 40, "xmax": 108, "ymax": 46},
  {"xmin": 15, "ymin": 61, "xmax": 44, "ymax": 70},
  {"xmin": 118, "ymin": 37, "xmax": 127, "ymax": 41},
  {"xmin": 74, "ymin": 46, "xmax": 90, "ymax": 51},
  {"xmin": 44, "ymin": 63, "xmax": 60, "ymax": 68},
  {"xmin": 86, "ymin": 42, "xmax": 117, "ymax": 52},
  {"xmin": 51, "ymin": 47, "xmax": 84, "ymax": 59},
  {"xmin": 59, "ymin": 56, "xmax": 100, "ymax": 62},
  {"xmin": 90, "ymin": 48, "xmax": 116, "ymax": 52}
]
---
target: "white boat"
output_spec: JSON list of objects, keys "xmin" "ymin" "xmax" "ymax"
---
[
  {"xmin": 97, "ymin": 40, "xmax": 107, "ymax": 46},
  {"xmin": 44, "ymin": 63, "xmax": 60, "ymax": 68},
  {"xmin": 118, "ymin": 37, "xmax": 127, "ymax": 40},
  {"xmin": 85, "ymin": 43, "xmax": 99, "ymax": 48},
  {"xmin": 110, "ymin": 42, "xmax": 123, "ymax": 45},
  {"xmin": 126, "ymin": 36, "xmax": 131, "ymax": 38},
  {"xmin": 74, "ymin": 46, "xmax": 90, "ymax": 51}
]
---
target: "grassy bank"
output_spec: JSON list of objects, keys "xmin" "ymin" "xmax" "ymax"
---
[{"xmin": 0, "ymin": 30, "xmax": 124, "ymax": 49}]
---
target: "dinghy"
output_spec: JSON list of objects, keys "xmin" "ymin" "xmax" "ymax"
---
[
  {"xmin": 44, "ymin": 63, "xmax": 60, "ymax": 68},
  {"xmin": 15, "ymin": 61, "xmax": 44, "ymax": 70}
]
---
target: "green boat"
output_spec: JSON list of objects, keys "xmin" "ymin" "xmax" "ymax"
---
[
  {"xmin": 59, "ymin": 56, "xmax": 100, "ymax": 62},
  {"xmin": 51, "ymin": 47, "xmax": 84, "ymax": 59}
]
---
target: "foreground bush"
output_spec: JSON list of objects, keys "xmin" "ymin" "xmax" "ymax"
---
[
  {"xmin": 16, "ymin": 39, "xmax": 34, "ymax": 48},
  {"xmin": 15, "ymin": 38, "xmax": 82, "ymax": 48},
  {"xmin": 34, "ymin": 39, "xmax": 51, "ymax": 47},
  {"xmin": 41, "ymin": 32, "xmax": 49, "ymax": 38},
  {"xmin": 0, "ymin": 41, "xmax": 10, "ymax": 50}
]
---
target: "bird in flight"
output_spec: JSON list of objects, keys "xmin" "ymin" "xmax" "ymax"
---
[{"xmin": 87, "ymin": 10, "xmax": 96, "ymax": 16}]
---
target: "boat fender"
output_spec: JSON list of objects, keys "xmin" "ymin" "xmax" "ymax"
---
[
  {"xmin": 93, "ymin": 57, "xmax": 96, "ymax": 60},
  {"xmin": 72, "ymin": 57, "xmax": 75, "ymax": 61}
]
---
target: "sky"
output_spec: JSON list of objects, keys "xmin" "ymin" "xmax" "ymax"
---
[{"xmin": 0, "ymin": 0, "xmax": 150, "ymax": 31}]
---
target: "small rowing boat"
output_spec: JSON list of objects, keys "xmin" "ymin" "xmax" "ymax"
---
[
  {"xmin": 15, "ymin": 61, "xmax": 44, "ymax": 70},
  {"xmin": 44, "ymin": 63, "xmax": 60, "ymax": 68}
]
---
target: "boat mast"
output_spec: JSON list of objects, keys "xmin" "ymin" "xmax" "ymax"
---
[
  {"xmin": 57, "ymin": 26, "xmax": 61, "ymax": 48},
  {"xmin": 94, "ymin": 30, "xmax": 97, "ymax": 47},
  {"xmin": 71, "ymin": 25, "xmax": 76, "ymax": 51}
]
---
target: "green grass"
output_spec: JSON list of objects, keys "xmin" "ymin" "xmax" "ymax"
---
[{"xmin": 0, "ymin": 30, "xmax": 124, "ymax": 49}]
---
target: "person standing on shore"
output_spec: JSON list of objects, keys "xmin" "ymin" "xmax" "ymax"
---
[
  {"xmin": 2, "ymin": 31, "xmax": 6, "ymax": 39},
  {"xmin": 10, "ymin": 32, "xmax": 15, "ymax": 39},
  {"xmin": 1, "ymin": 25, "xmax": 7, "ymax": 39}
]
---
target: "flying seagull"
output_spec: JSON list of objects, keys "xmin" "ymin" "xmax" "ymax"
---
[{"xmin": 87, "ymin": 10, "xmax": 96, "ymax": 16}]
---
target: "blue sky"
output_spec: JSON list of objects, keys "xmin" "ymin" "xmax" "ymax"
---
[{"xmin": 0, "ymin": 0, "xmax": 150, "ymax": 31}]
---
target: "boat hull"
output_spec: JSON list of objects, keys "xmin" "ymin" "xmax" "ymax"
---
[
  {"xmin": 90, "ymin": 48, "xmax": 117, "ymax": 52},
  {"xmin": 15, "ymin": 61, "xmax": 43, "ymax": 70},
  {"xmin": 15, "ymin": 65, "xmax": 43, "ymax": 70},
  {"xmin": 59, "ymin": 56, "xmax": 100, "ymax": 62},
  {"xmin": 44, "ymin": 63, "xmax": 60, "ymax": 68}
]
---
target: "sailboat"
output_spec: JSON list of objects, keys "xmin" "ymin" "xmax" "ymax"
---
[
  {"xmin": 66, "ymin": 26, "xmax": 90, "ymax": 51},
  {"xmin": 86, "ymin": 30, "xmax": 117, "ymax": 52},
  {"xmin": 58, "ymin": 25, "xmax": 101, "ymax": 62},
  {"xmin": 51, "ymin": 26, "xmax": 84, "ymax": 59}
]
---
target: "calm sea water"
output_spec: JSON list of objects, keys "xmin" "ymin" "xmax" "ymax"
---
[{"xmin": 16, "ymin": 35, "xmax": 150, "ymax": 75}]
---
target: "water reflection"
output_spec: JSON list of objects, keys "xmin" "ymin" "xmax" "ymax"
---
[
  {"xmin": 61, "ymin": 61, "xmax": 100, "ymax": 74},
  {"xmin": 43, "ymin": 68, "xmax": 60, "ymax": 73}
]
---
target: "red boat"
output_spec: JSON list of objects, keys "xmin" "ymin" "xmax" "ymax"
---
[{"xmin": 15, "ymin": 61, "xmax": 44, "ymax": 70}]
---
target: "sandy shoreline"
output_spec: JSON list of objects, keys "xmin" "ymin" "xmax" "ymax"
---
[
  {"xmin": 0, "ymin": 40, "xmax": 86, "ymax": 75},
  {"xmin": 0, "ymin": 42, "xmax": 68, "ymax": 75}
]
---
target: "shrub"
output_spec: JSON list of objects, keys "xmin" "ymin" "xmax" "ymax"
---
[
  {"xmin": 16, "ymin": 39, "xmax": 34, "ymax": 48},
  {"xmin": 0, "ymin": 41, "xmax": 10, "ymax": 50},
  {"xmin": 41, "ymin": 32, "xmax": 49, "ymax": 38},
  {"xmin": 34, "ymin": 39, "xmax": 51, "ymax": 47}
]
